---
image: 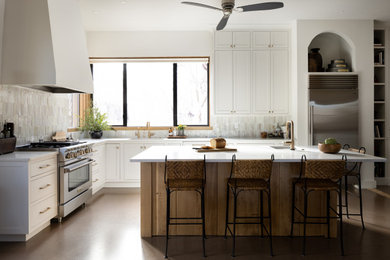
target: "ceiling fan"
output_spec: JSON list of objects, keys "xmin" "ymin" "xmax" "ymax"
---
[{"xmin": 181, "ymin": 0, "xmax": 284, "ymax": 30}]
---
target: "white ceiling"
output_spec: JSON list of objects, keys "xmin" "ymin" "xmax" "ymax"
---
[{"xmin": 79, "ymin": 0, "xmax": 390, "ymax": 31}]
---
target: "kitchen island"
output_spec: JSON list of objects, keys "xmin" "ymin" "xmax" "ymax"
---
[{"xmin": 131, "ymin": 145, "xmax": 385, "ymax": 238}]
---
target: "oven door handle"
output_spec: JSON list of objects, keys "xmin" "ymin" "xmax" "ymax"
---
[{"xmin": 64, "ymin": 159, "xmax": 94, "ymax": 173}]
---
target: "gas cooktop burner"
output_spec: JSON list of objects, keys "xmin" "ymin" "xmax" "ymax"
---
[{"xmin": 29, "ymin": 141, "xmax": 86, "ymax": 148}]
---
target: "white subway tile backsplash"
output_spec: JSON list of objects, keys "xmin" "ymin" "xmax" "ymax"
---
[{"xmin": 0, "ymin": 85, "xmax": 71, "ymax": 145}]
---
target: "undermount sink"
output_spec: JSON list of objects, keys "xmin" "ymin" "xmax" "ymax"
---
[{"xmin": 270, "ymin": 145, "xmax": 290, "ymax": 149}]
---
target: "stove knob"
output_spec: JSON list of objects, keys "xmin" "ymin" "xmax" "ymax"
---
[
  {"xmin": 65, "ymin": 153, "xmax": 71, "ymax": 159},
  {"xmin": 85, "ymin": 148, "xmax": 89, "ymax": 154},
  {"xmin": 81, "ymin": 150, "xmax": 85, "ymax": 155},
  {"xmin": 72, "ymin": 152, "xmax": 77, "ymax": 158}
]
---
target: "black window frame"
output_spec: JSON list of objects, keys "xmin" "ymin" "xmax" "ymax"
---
[{"xmin": 90, "ymin": 57, "xmax": 210, "ymax": 127}]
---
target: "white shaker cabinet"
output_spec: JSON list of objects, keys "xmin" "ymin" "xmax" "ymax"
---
[
  {"xmin": 0, "ymin": 152, "xmax": 58, "ymax": 241},
  {"xmin": 91, "ymin": 143, "xmax": 105, "ymax": 194},
  {"xmin": 215, "ymin": 50, "xmax": 251, "ymax": 114},
  {"xmin": 105, "ymin": 143, "xmax": 121, "ymax": 183},
  {"xmin": 253, "ymin": 49, "xmax": 289, "ymax": 114},
  {"xmin": 253, "ymin": 31, "xmax": 288, "ymax": 49},
  {"xmin": 123, "ymin": 142, "xmax": 166, "ymax": 186},
  {"xmin": 215, "ymin": 31, "xmax": 251, "ymax": 49}
]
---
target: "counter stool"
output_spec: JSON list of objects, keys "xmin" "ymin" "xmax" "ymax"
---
[
  {"xmin": 342, "ymin": 144, "xmax": 366, "ymax": 229},
  {"xmin": 224, "ymin": 154, "xmax": 274, "ymax": 257},
  {"xmin": 164, "ymin": 155, "xmax": 206, "ymax": 258},
  {"xmin": 290, "ymin": 155, "xmax": 347, "ymax": 256}
]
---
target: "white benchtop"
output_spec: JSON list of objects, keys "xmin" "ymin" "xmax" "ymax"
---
[
  {"xmin": 130, "ymin": 145, "xmax": 386, "ymax": 163},
  {"xmin": 0, "ymin": 151, "xmax": 58, "ymax": 163}
]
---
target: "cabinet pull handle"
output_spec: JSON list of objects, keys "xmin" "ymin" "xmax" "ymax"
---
[
  {"xmin": 92, "ymin": 162, "xmax": 98, "ymax": 166},
  {"xmin": 39, "ymin": 184, "xmax": 51, "ymax": 190},
  {"xmin": 39, "ymin": 164, "xmax": 50, "ymax": 169},
  {"xmin": 93, "ymin": 178, "xmax": 99, "ymax": 183},
  {"xmin": 39, "ymin": 207, "xmax": 51, "ymax": 214}
]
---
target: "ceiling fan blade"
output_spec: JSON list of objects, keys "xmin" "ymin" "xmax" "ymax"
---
[
  {"xmin": 237, "ymin": 2, "xmax": 284, "ymax": 12},
  {"xmin": 181, "ymin": 1, "xmax": 222, "ymax": 11},
  {"xmin": 216, "ymin": 15, "xmax": 230, "ymax": 31}
]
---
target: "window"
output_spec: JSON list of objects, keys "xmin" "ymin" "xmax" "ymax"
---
[{"xmin": 90, "ymin": 58, "xmax": 209, "ymax": 127}]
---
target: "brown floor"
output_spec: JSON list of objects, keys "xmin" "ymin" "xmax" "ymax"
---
[{"xmin": 1, "ymin": 187, "xmax": 390, "ymax": 260}]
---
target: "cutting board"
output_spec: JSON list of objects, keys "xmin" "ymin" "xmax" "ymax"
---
[{"xmin": 195, "ymin": 147, "xmax": 237, "ymax": 153}]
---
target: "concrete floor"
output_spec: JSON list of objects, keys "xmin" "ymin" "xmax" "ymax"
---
[{"xmin": 1, "ymin": 187, "xmax": 390, "ymax": 260}]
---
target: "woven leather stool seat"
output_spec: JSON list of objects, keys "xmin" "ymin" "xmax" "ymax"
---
[
  {"xmin": 228, "ymin": 178, "xmax": 268, "ymax": 190},
  {"xmin": 168, "ymin": 179, "xmax": 203, "ymax": 190},
  {"xmin": 290, "ymin": 155, "xmax": 347, "ymax": 256},
  {"xmin": 225, "ymin": 154, "xmax": 274, "ymax": 257},
  {"xmin": 294, "ymin": 178, "xmax": 339, "ymax": 191},
  {"xmin": 164, "ymin": 156, "xmax": 207, "ymax": 258}
]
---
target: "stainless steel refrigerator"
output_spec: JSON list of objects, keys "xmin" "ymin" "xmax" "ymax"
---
[{"xmin": 309, "ymin": 88, "xmax": 359, "ymax": 147}]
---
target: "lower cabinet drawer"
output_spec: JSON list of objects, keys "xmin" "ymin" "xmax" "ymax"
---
[
  {"xmin": 30, "ymin": 157, "xmax": 57, "ymax": 178},
  {"xmin": 30, "ymin": 195, "xmax": 57, "ymax": 230},
  {"xmin": 30, "ymin": 173, "xmax": 56, "ymax": 203}
]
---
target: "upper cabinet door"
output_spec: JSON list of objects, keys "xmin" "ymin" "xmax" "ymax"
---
[
  {"xmin": 215, "ymin": 31, "xmax": 251, "ymax": 49},
  {"xmin": 215, "ymin": 31, "xmax": 233, "ymax": 49},
  {"xmin": 253, "ymin": 32, "xmax": 271, "ymax": 48},
  {"xmin": 232, "ymin": 32, "xmax": 251, "ymax": 49},
  {"xmin": 233, "ymin": 51, "xmax": 251, "ymax": 113},
  {"xmin": 215, "ymin": 51, "xmax": 234, "ymax": 113},
  {"xmin": 271, "ymin": 32, "xmax": 289, "ymax": 48},
  {"xmin": 253, "ymin": 50, "xmax": 271, "ymax": 114},
  {"xmin": 271, "ymin": 49, "xmax": 289, "ymax": 114}
]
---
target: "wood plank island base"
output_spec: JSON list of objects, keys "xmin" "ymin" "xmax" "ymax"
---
[{"xmin": 131, "ymin": 145, "xmax": 386, "ymax": 238}]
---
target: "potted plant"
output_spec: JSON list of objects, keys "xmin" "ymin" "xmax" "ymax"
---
[
  {"xmin": 177, "ymin": 124, "xmax": 186, "ymax": 136},
  {"xmin": 80, "ymin": 106, "xmax": 111, "ymax": 139}
]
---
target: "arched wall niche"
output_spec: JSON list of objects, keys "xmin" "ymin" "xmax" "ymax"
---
[{"xmin": 308, "ymin": 32, "xmax": 355, "ymax": 72}]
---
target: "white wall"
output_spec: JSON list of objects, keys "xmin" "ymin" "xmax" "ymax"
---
[
  {"xmin": 87, "ymin": 31, "xmax": 213, "ymax": 57},
  {"xmin": 293, "ymin": 20, "xmax": 375, "ymax": 188}
]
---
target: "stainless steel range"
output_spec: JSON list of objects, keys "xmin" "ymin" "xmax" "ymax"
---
[{"xmin": 18, "ymin": 141, "xmax": 94, "ymax": 222}]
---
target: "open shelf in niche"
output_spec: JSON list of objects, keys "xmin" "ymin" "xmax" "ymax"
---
[{"xmin": 308, "ymin": 32, "xmax": 353, "ymax": 73}]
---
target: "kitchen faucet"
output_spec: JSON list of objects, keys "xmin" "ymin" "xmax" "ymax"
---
[
  {"xmin": 286, "ymin": 120, "xmax": 295, "ymax": 150},
  {"xmin": 146, "ymin": 122, "xmax": 154, "ymax": 138}
]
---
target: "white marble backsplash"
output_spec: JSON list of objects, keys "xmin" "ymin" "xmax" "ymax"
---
[
  {"xmin": 0, "ymin": 85, "xmax": 71, "ymax": 145},
  {"xmin": 73, "ymin": 114, "xmax": 290, "ymax": 140}
]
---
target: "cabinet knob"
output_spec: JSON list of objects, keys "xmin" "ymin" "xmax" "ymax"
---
[
  {"xmin": 230, "ymin": 44, "xmax": 233, "ymax": 48},
  {"xmin": 268, "ymin": 44, "xmax": 271, "ymax": 48}
]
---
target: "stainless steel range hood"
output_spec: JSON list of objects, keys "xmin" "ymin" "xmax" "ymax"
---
[{"xmin": 0, "ymin": 0, "xmax": 93, "ymax": 93}]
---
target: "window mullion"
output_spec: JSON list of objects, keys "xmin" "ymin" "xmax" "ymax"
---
[
  {"xmin": 173, "ymin": 63, "xmax": 178, "ymax": 126},
  {"xmin": 123, "ymin": 63, "xmax": 127, "ymax": 126}
]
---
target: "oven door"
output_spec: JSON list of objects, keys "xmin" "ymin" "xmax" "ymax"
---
[{"xmin": 60, "ymin": 158, "xmax": 93, "ymax": 204}]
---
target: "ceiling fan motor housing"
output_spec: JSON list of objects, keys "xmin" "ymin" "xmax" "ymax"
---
[{"xmin": 222, "ymin": 0, "xmax": 235, "ymax": 12}]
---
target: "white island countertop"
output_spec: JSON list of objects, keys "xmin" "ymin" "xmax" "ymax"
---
[{"xmin": 130, "ymin": 145, "xmax": 386, "ymax": 163}]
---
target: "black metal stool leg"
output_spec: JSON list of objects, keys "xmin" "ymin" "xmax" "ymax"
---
[
  {"xmin": 260, "ymin": 190, "xmax": 264, "ymax": 238},
  {"xmin": 267, "ymin": 189, "xmax": 273, "ymax": 256},
  {"xmin": 224, "ymin": 185, "xmax": 230, "ymax": 239},
  {"xmin": 357, "ymin": 174, "xmax": 365, "ymax": 229},
  {"xmin": 232, "ymin": 190, "xmax": 238, "ymax": 257},
  {"xmin": 326, "ymin": 190, "xmax": 330, "ymax": 238},
  {"xmin": 165, "ymin": 188, "xmax": 170, "ymax": 259},
  {"xmin": 302, "ymin": 190, "xmax": 308, "ymax": 256},
  {"xmin": 201, "ymin": 188, "xmax": 206, "ymax": 257},
  {"xmin": 345, "ymin": 175, "xmax": 349, "ymax": 218},
  {"xmin": 290, "ymin": 183, "xmax": 296, "ymax": 237},
  {"xmin": 338, "ymin": 187, "xmax": 345, "ymax": 256}
]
